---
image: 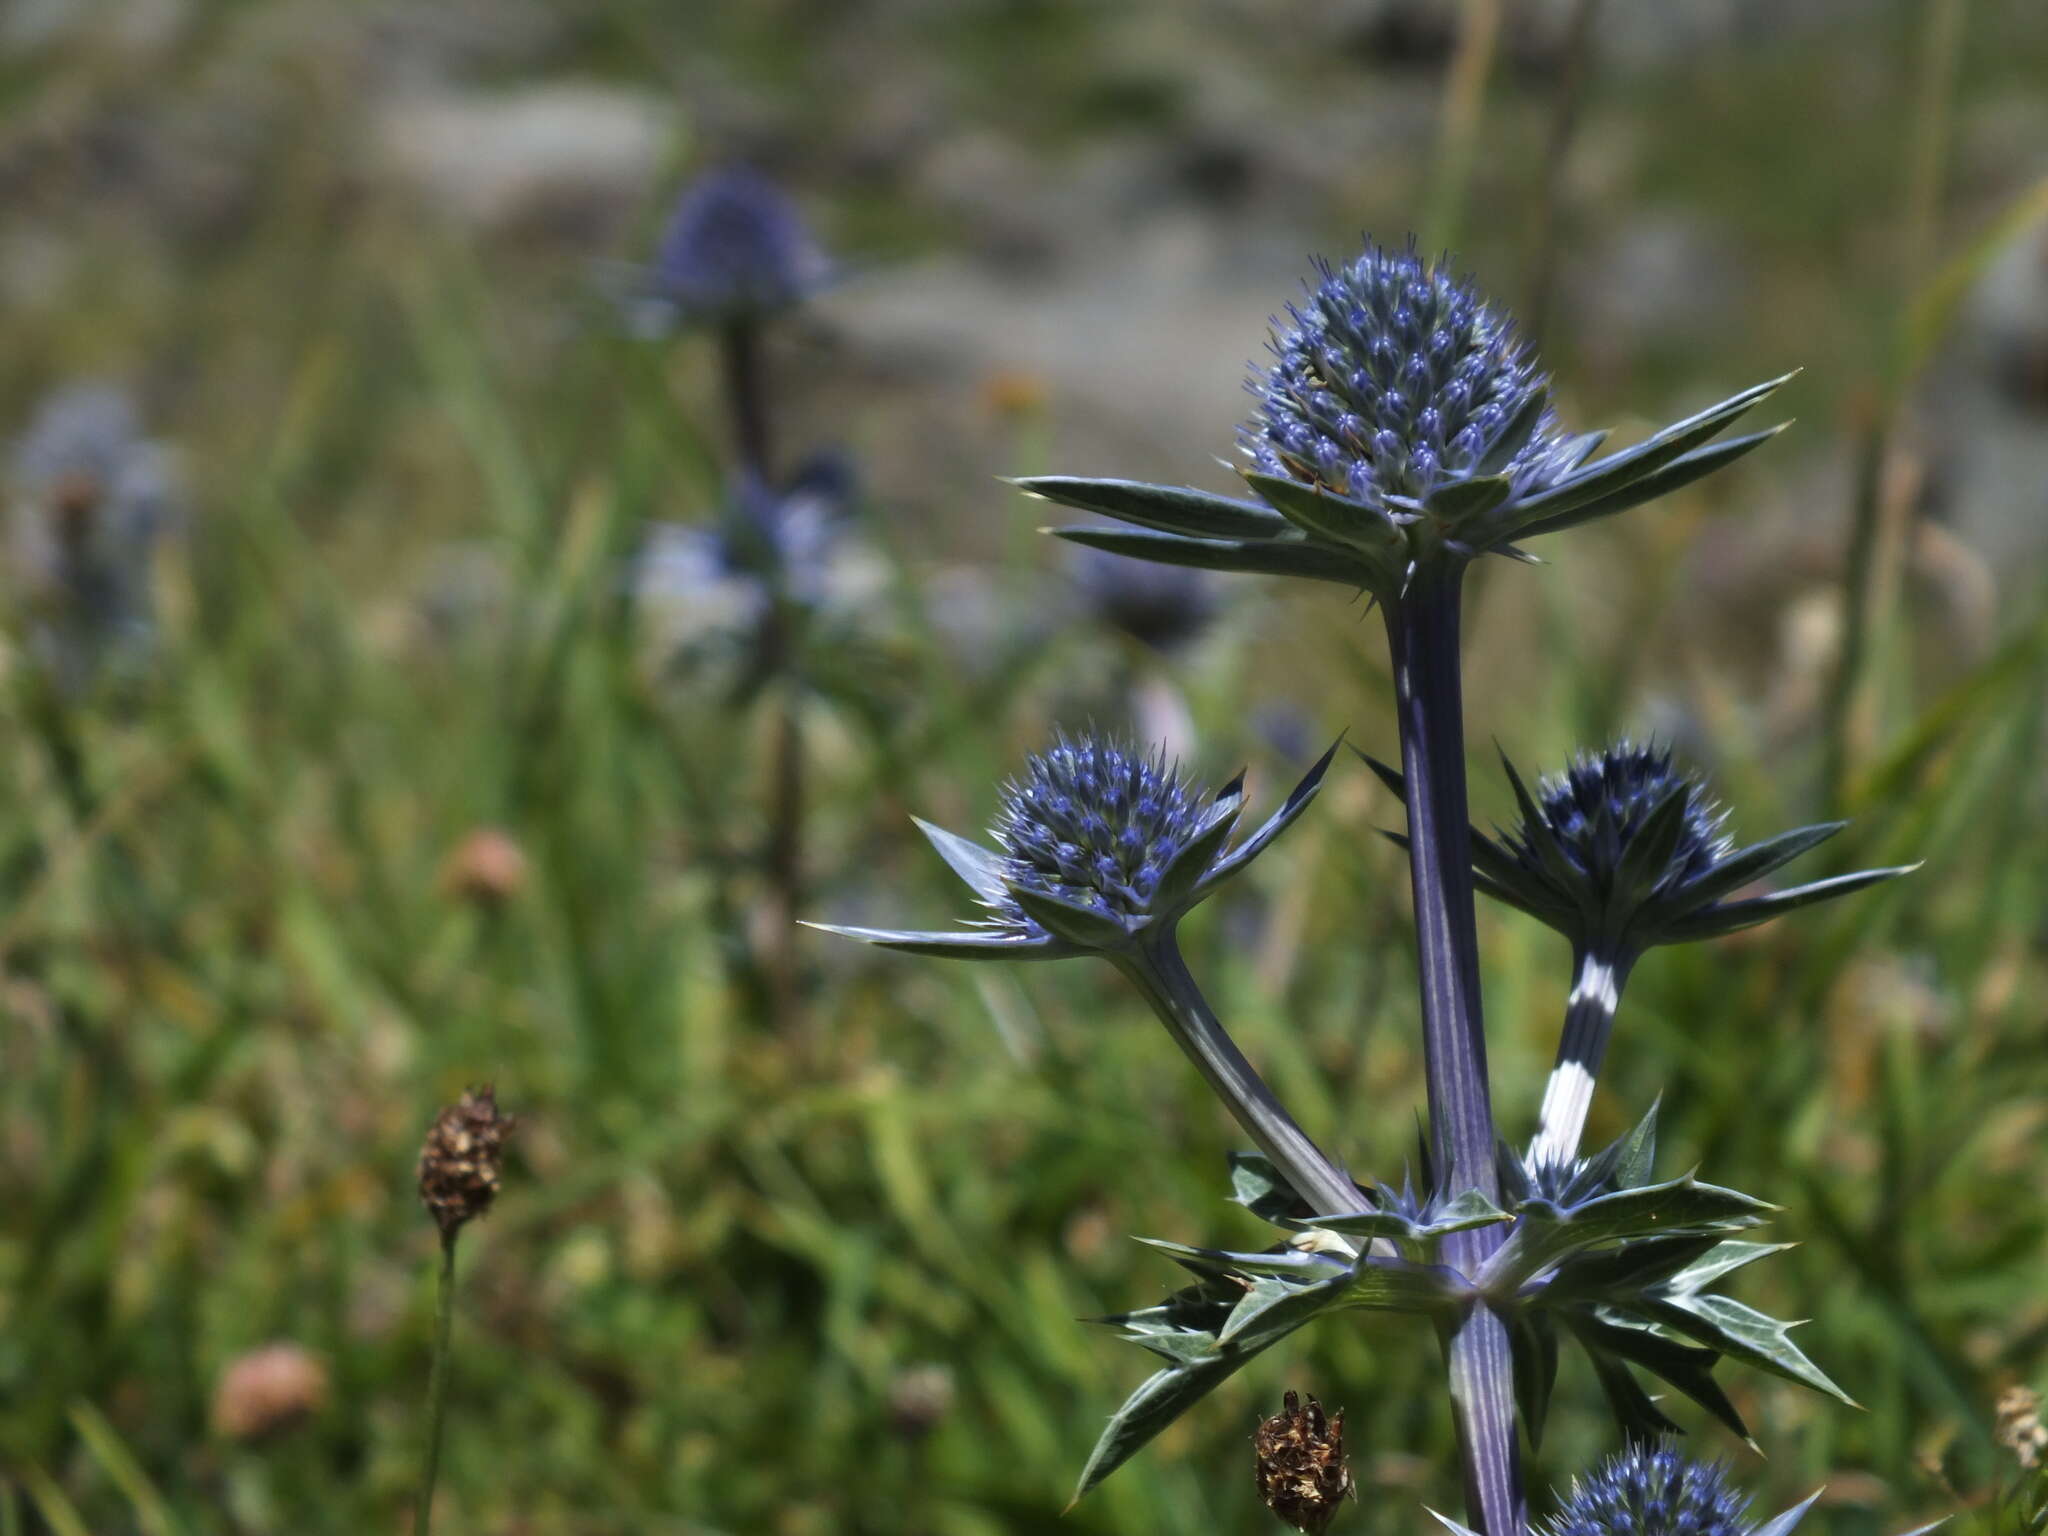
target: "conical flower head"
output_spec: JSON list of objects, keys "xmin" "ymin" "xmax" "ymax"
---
[
  {"xmin": 992, "ymin": 736, "xmax": 1212, "ymax": 927},
  {"xmin": 1368, "ymin": 740, "xmax": 1915, "ymax": 957},
  {"xmin": 808, "ymin": 731, "xmax": 1339, "ymax": 959},
  {"xmin": 1022, "ymin": 240, "xmax": 1796, "ymax": 604},
  {"xmin": 1244, "ymin": 242, "xmax": 1572, "ymax": 517},
  {"xmin": 1547, "ymin": 1445, "xmax": 1753, "ymax": 1536},
  {"xmin": 1506, "ymin": 743, "xmax": 1731, "ymax": 912},
  {"xmin": 650, "ymin": 166, "xmax": 832, "ymax": 323}
]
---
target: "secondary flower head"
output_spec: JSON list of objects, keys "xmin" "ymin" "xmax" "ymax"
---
[
  {"xmin": 1244, "ymin": 241, "xmax": 1574, "ymax": 520},
  {"xmin": 7, "ymin": 382, "xmax": 178, "ymax": 691},
  {"xmin": 1021, "ymin": 238, "xmax": 1794, "ymax": 606},
  {"xmin": 992, "ymin": 736, "xmax": 1211, "ymax": 926},
  {"xmin": 1367, "ymin": 740, "xmax": 1914, "ymax": 958},
  {"xmin": 1502, "ymin": 742, "xmax": 1732, "ymax": 937},
  {"xmin": 645, "ymin": 165, "xmax": 833, "ymax": 326},
  {"xmin": 809, "ymin": 730, "xmax": 1337, "ymax": 959},
  {"xmin": 1547, "ymin": 1445, "xmax": 1755, "ymax": 1536}
]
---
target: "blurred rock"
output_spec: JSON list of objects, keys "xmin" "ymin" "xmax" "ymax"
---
[
  {"xmin": 1568, "ymin": 212, "xmax": 1748, "ymax": 358},
  {"xmin": 1919, "ymin": 209, "xmax": 2048, "ymax": 567},
  {"xmin": 371, "ymin": 84, "xmax": 675, "ymax": 235}
]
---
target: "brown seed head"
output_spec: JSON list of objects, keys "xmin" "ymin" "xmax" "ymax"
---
[
  {"xmin": 211, "ymin": 1342, "xmax": 330, "ymax": 1441},
  {"xmin": 1255, "ymin": 1390, "xmax": 1353, "ymax": 1534},
  {"xmin": 417, "ymin": 1085, "xmax": 514, "ymax": 1238},
  {"xmin": 441, "ymin": 827, "xmax": 529, "ymax": 907},
  {"xmin": 886, "ymin": 1362, "xmax": 956, "ymax": 1442},
  {"xmin": 1996, "ymin": 1384, "xmax": 2046, "ymax": 1469}
]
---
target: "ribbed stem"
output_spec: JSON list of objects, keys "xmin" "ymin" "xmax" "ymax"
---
[
  {"xmin": 1531, "ymin": 946, "xmax": 1634, "ymax": 1166},
  {"xmin": 415, "ymin": 1232, "xmax": 459, "ymax": 1536},
  {"xmin": 1384, "ymin": 571, "xmax": 1524, "ymax": 1536},
  {"xmin": 1383, "ymin": 575, "xmax": 1497, "ymax": 1205},
  {"xmin": 1116, "ymin": 936, "xmax": 1365, "ymax": 1226}
]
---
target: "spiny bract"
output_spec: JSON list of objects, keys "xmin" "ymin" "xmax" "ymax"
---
[
  {"xmin": 1546, "ymin": 1444, "xmax": 1751, "ymax": 1536},
  {"xmin": 992, "ymin": 736, "xmax": 1209, "ymax": 928},
  {"xmin": 1243, "ymin": 241, "xmax": 1576, "ymax": 515}
]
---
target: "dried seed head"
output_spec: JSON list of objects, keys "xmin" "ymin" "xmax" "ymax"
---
[
  {"xmin": 417, "ymin": 1086, "xmax": 514, "ymax": 1239},
  {"xmin": 211, "ymin": 1342, "xmax": 330, "ymax": 1441},
  {"xmin": 885, "ymin": 1362, "xmax": 956, "ymax": 1442},
  {"xmin": 1997, "ymin": 1385, "xmax": 2047, "ymax": 1469},
  {"xmin": 441, "ymin": 827, "xmax": 529, "ymax": 907},
  {"xmin": 1254, "ymin": 1390, "xmax": 1353, "ymax": 1534}
]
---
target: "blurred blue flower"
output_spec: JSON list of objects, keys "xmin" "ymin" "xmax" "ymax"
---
[
  {"xmin": 1068, "ymin": 544, "xmax": 1219, "ymax": 653},
  {"xmin": 626, "ymin": 165, "xmax": 835, "ymax": 333},
  {"xmin": 6, "ymin": 383, "xmax": 178, "ymax": 692},
  {"xmin": 630, "ymin": 452, "xmax": 880, "ymax": 690}
]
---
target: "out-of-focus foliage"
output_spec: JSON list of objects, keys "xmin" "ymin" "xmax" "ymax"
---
[{"xmin": 0, "ymin": 2, "xmax": 2044, "ymax": 1533}]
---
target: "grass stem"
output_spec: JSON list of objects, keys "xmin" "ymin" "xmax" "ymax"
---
[{"xmin": 415, "ymin": 1233, "xmax": 460, "ymax": 1536}]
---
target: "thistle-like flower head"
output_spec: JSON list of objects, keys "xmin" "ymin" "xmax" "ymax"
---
[
  {"xmin": 647, "ymin": 165, "xmax": 833, "ymax": 324},
  {"xmin": 1501, "ymin": 743, "xmax": 1732, "ymax": 937},
  {"xmin": 991, "ymin": 736, "xmax": 1211, "ymax": 928},
  {"xmin": 1366, "ymin": 740, "xmax": 1914, "ymax": 958},
  {"xmin": 1546, "ymin": 1445, "xmax": 1754, "ymax": 1536},
  {"xmin": 1020, "ymin": 238, "xmax": 1795, "ymax": 606},
  {"xmin": 809, "ymin": 730, "xmax": 1338, "ymax": 959},
  {"xmin": 1244, "ymin": 241, "xmax": 1574, "ymax": 520}
]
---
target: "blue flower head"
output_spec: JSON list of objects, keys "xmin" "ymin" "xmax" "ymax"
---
[
  {"xmin": 1244, "ymin": 241, "xmax": 1576, "ymax": 520},
  {"xmin": 1366, "ymin": 740, "xmax": 1914, "ymax": 959},
  {"xmin": 1022, "ymin": 237, "xmax": 1796, "ymax": 605},
  {"xmin": 810, "ymin": 731, "xmax": 1339, "ymax": 959},
  {"xmin": 1547, "ymin": 1444, "xmax": 1753, "ymax": 1536},
  {"xmin": 646, "ymin": 166, "xmax": 833, "ymax": 325},
  {"xmin": 1506, "ymin": 742, "xmax": 1732, "ymax": 914},
  {"xmin": 992, "ymin": 736, "xmax": 1211, "ymax": 927}
]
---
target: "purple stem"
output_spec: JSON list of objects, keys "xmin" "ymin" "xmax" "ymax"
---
[{"xmin": 1383, "ymin": 568, "xmax": 1525, "ymax": 1536}]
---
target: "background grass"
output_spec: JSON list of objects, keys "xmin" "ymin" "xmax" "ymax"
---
[{"xmin": 1, "ymin": 1, "xmax": 2045, "ymax": 1532}]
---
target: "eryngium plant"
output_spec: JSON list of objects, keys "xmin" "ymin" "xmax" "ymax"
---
[{"xmin": 819, "ymin": 237, "xmax": 1914, "ymax": 1534}]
